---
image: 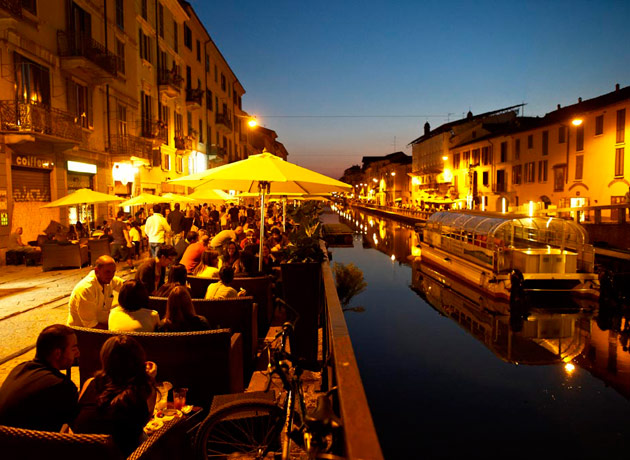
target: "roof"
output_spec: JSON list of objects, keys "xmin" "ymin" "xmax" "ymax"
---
[
  {"xmin": 543, "ymin": 84, "xmax": 630, "ymax": 124},
  {"xmin": 408, "ymin": 104, "xmax": 525, "ymax": 146},
  {"xmin": 451, "ymin": 117, "xmax": 541, "ymax": 149},
  {"xmin": 362, "ymin": 151, "xmax": 410, "ymax": 167}
]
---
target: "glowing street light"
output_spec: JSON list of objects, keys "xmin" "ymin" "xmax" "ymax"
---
[
  {"xmin": 571, "ymin": 118, "xmax": 583, "ymax": 126},
  {"xmin": 247, "ymin": 118, "xmax": 258, "ymax": 128}
]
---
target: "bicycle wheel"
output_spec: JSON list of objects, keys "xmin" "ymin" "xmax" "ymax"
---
[{"xmin": 195, "ymin": 400, "xmax": 285, "ymax": 459}]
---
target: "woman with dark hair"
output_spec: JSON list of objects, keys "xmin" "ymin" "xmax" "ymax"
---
[
  {"xmin": 108, "ymin": 280, "xmax": 160, "ymax": 332},
  {"xmin": 74, "ymin": 335, "xmax": 157, "ymax": 455},
  {"xmin": 159, "ymin": 286, "xmax": 209, "ymax": 332},
  {"xmin": 154, "ymin": 263, "xmax": 188, "ymax": 297},
  {"xmin": 192, "ymin": 250, "xmax": 220, "ymax": 278},
  {"xmin": 219, "ymin": 241, "xmax": 240, "ymax": 269}
]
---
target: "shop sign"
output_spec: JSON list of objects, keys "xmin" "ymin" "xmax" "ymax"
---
[
  {"xmin": 67, "ymin": 161, "xmax": 97, "ymax": 174},
  {"xmin": 12, "ymin": 154, "xmax": 54, "ymax": 169}
]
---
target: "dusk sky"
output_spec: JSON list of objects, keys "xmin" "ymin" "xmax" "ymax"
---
[{"xmin": 194, "ymin": 0, "xmax": 630, "ymax": 179}]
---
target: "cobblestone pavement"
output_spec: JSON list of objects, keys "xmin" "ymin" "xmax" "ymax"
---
[{"xmin": 0, "ymin": 259, "xmax": 140, "ymax": 387}]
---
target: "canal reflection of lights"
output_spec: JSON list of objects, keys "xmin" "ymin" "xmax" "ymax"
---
[
  {"xmin": 391, "ymin": 254, "xmax": 396, "ymax": 261},
  {"xmin": 564, "ymin": 362, "xmax": 576, "ymax": 375}
]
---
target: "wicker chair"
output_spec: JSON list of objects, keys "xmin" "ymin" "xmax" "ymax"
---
[
  {"xmin": 70, "ymin": 327, "xmax": 243, "ymax": 408},
  {"xmin": 88, "ymin": 239, "xmax": 111, "ymax": 266},
  {"xmin": 0, "ymin": 416, "xmax": 180, "ymax": 460},
  {"xmin": 187, "ymin": 275, "xmax": 218, "ymax": 299},
  {"xmin": 42, "ymin": 242, "xmax": 88, "ymax": 271}
]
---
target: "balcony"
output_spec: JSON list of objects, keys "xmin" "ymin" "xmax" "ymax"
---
[
  {"xmin": 109, "ymin": 134, "xmax": 153, "ymax": 160},
  {"xmin": 208, "ymin": 144, "xmax": 227, "ymax": 159},
  {"xmin": 0, "ymin": 0, "xmax": 22, "ymax": 19},
  {"xmin": 185, "ymin": 88, "xmax": 203, "ymax": 109},
  {"xmin": 174, "ymin": 135, "xmax": 194, "ymax": 151},
  {"xmin": 158, "ymin": 68, "xmax": 183, "ymax": 98},
  {"xmin": 239, "ymin": 132, "xmax": 247, "ymax": 142},
  {"xmin": 0, "ymin": 100, "xmax": 82, "ymax": 150},
  {"xmin": 216, "ymin": 112, "xmax": 232, "ymax": 131},
  {"xmin": 57, "ymin": 30, "xmax": 118, "ymax": 82},
  {"xmin": 140, "ymin": 119, "xmax": 167, "ymax": 145}
]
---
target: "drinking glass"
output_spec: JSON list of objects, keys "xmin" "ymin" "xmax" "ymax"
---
[{"xmin": 173, "ymin": 388, "xmax": 188, "ymax": 410}]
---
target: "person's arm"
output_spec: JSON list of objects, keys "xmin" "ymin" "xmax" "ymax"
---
[
  {"xmin": 145, "ymin": 361, "xmax": 158, "ymax": 414},
  {"xmin": 72, "ymin": 285, "xmax": 100, "ymax": 328}
]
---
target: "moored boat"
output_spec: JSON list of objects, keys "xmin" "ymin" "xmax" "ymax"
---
[{"xmin": 417, "ymin": 210, "xmax": 600, "ymax": 300}]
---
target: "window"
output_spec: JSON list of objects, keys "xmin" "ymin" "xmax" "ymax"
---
[
  {"xmin": 496, "ymin": 170, "xmax": 506, "ymax": 192},
  {"xmin": 558, "ymin": 126, "xmax": 566, "ymax": 144},
  {"xmin": 22, "ymin": 0, "xmax": 36, "ymax": 15},
  {"xmin": 141, "ymin": 0, "xmax": 147, "ymax": 20},
  {"xmin": 196, "ymin": 40, "xmax": 201, "ymax": 61},
  {"xmin": 176, "ymin": 155, "xmax": 183, "ymax": 174},
  {"xmin": 174, "ymin": 112, "xmax": 183, "ymax": 138},
  {"xmin": 472, "ymin": 149, "xmax": 480, "ymax": 165},
  {"xmin": 115, "ymin": 0, "xmax": 123, "ymax": 30},
  {"xmin": 158, "ymin": 102, "xmax": 169, "ymax": 145},
  {"xmin": 575, "ymin": 155, "xmax": 583, "ymax": 180},
  {"xmin": 525, "ymin": 162, "xmax": 535, "ymax": 183},
  {"xmin": 173, "ymin": 20, "xmax": 178, "ymax": 52},
  {"xmin": 481, "ymin": 146, "xmax": 491, "ymax": 165},
  {"xmin": 66, "ymin": 79, "xmax": 91, "ymax": 129},
  {"xmin": 184, "ymin": 24, "xmax": 192, "ymax": 49},
  {"xmin": 14, "ymin": 53, "xmax": 51, "ymax": 106},
  {"xmin": 162, "ymin": 153, "xmax": 171, "ymax": 171},
  {"xmin": 527, "ymin": 134, "xmax": 533, "ymax": 149},
  {"xmin": 205, "ymin": 54, "xmax": 210, "ymax": 73},
  {"xmin": 617, "ymin": 109, "xmax": 626, "ymax": 144},
  {"xmin": 500, "ymin": 142, "xmax": 507, "ymax": 162},
  {"xmin": 542, "ymin": 130, "xmax": 548, "ymax": 156},
  {"xmin": 576, "ymin": 125, "xmax": 584, "ymax": 151},
  {"xmin": 187, "ymin": 110, "xmax": 193, "ymax": 136},
  {"xmin": 206, "ymin": 89, "xmax": 213, "ymax": 111},
  {"xmin": 453, "ymin": 153, "xmax": 460, "ymax": 169},
  {"xmin": 214, "ymin": 64, "xmax": 218, "ymax": 83},
  {"xmin": 595, "ymin": 115, "xmax": 604, "ymax": 136},
  {"xmin": 186, "ymin": 65, "xmax": 191, "ymax": 89},
  {"xmin": 139, "ymin": 28, "xmax": 152, "ymax": 63},
  {"xmin": 554, "ymin": 166, "xmax": 565, "ymax": 192},
  {"xmin": 116, "ymin": 39, "xmax": 125, "ymax": 74},
  {"xmin": 512, "ymin": 165, "xmax": 522, "ymax": 185},
  {"xmin": 221, "ymin": 73, "xmax": 226, "ymax": 92},
  {"xmin": 482, "ymin": 171, "xmax": 489, "ymax": 186},
  {"xmin": 158, "ymin": 3, "xmax": 164, "ymax": 38},
  {"xmin": 514, "ymin": 138, "xmax": 520, "ymax": 159},
  {"xmin": 463, "ymin": 151, "xmax": 470, "ymax": 165},
  {"xmin": 207, "ymin": 125, "xmax": 211, "ymax": 147},
  {"xmin": 117, "ymin": 105, "xmax": 127, "ymax": 135},
  {"xmin": 615, "ymin": 148, "xmax": 624, "ymax": 177},
  {"xmin": 198, "ymin": 119, "xmax": 203, "ymax": 143},
  {"xmin": 140, "ymin": 91, "xmax": 152, "ymax": 137},
  {"xmin": 538, "ymin": 160, "xmax": 548, "ymax": 182}
]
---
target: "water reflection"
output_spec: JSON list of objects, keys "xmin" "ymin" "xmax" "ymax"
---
[{"xmin": 333, "ymin": 204, "xmax": 630, "ymax": 402}]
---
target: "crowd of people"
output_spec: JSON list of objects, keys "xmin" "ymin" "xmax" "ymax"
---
[{"xmin": 0, "ymin": 199, "xmax": 296, "ymax": 454}]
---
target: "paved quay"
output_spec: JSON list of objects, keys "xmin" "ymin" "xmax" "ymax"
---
[{"xmin": 0, "ymin": 259, "xmax": 139, "ymax": 386}]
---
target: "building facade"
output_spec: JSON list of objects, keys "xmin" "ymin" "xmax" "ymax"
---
[
  {"xmin": 0, "ymin": 0, "xmax": 269, "ymax": 248},
  {"xmin": 361, "ymin": 152, "xmax": 411, "ymax": 206}
]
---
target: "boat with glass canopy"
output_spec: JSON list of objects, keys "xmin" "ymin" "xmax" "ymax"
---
[{"xmin": 419, "ymin": 210, "xmax": 599, "ymax": 300}]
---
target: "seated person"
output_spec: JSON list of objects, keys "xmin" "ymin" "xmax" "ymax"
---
[
  {"xmin": 154, "ymin": 263, "xmax": 189, "ymax": 297},
  {"xmin": 180, "ymin": 234, "xmax": 209, "ymax": 274},
  {"xmin": 136, "ymin": 245, "xmax": 177, "ymax": 295},
  {"xmin": 205, "ymin": 266, "xmax": 247, "ymax": 300},
  {"xmin": 0, "ymin": 324, "xmax": 79, "ymax": 432},
  {"xmin": 261, "ymin": 244, "xmax": 279, "ymax": 276},
  {"xmin": 73, "ymin": 336, "xmax": 157, "ymax": 456},
  {"xmin": 234, "ymin": 248, "xmax": 261, "ymax": 277},
  {"xmin": 219, "ymin": 241, "xmax": 240, "ymax": 270},
  {"xmin": 108, "ymin": 280, "xmax": 160, "ymax": 332},
  {"xmin": 239, "ymin": 228, "xmax": 259, "ymax": 250},
  {"xmin": 175, "ymin": 231, "xmax": 198, "ymax": 262},
  {"xmin": 159, "ymin": 286, "xmax": 210, "ymax": 332},
  {"xmin": 7, "ymin": 227, "xmax": 39, "ymax": 253},
  {"xmin": 192, "ymin": 249, "xmax": 220, "ymax": 278}
]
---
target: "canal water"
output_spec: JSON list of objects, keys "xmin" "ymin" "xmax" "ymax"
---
[{"xmin": 324, "ymin": 206, "xmax": 630, "ymax": 459}]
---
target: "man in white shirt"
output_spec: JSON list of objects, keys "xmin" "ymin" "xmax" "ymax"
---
[
  {"xmin": 67, "ymin": 256, "xmax": 124, "ymax": 328},
  {"xmin": 144, "ymin": 204, "xmax": 171, "ymax": 257}
]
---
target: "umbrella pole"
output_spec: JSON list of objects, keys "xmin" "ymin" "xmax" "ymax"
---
[
  {"xmin": 283, "ymin": 197, "xmax": 286, "ymax": 232},
  {"xmin": 258, "ymin": 182, "xmax": 268, "ymax": 273}
]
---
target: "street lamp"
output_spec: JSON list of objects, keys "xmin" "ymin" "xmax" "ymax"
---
[{"xmin": 563, "ymin": 117, "xmax": 583, "ymax": 184}]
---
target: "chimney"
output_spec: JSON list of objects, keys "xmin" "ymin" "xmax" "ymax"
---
[
  {"xmin": 557, "ymin": 104, "xmax": 561, "ymax": 110},
  {"xmin": 616, "ymin": 83, "xmax": 620, "ymax": 91},
  {"xmin": 466, "ymin": 110, "xmax": 473, "ymax": 120},
  {"xmin": 578, "ymin": 97, "xmax": 582, "ymax": 103},
  {"xmin": 424, "ymin": 122, "xmax": 430, "ymax": 136}
]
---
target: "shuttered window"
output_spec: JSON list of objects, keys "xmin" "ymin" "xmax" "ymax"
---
[{"xmin": 12, "ymin": 168, "xmax": 51, "ymax": 202}]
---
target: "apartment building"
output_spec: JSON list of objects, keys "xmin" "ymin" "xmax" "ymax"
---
[
  {"xmin": 0, "ymin": 0, "xmax": 252, "ymax": 247},
  {"xmin": 410, "ymin": 85, "xmax": 630, "ymax": 213},
  {"xmin": 361, "ymin": 152, "xmax": 411, "ymax": 205}
]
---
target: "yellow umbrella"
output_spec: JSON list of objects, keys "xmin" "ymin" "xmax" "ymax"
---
[
  {"xmin": 170, "ymin": 151, "xmax": 351, "ymax": 270},
  {"xmin": 161, "ymin": 192, "xmax": 197, "ymax": 203},
  {"xmin": 41, "ymin": 188, "xmax": 124, "ymax": 232},
  {"xmin": 119, "ymin": 193, "xmax": 171, "ymax": 207},
  {"xmin": 187, "ymin": 189, "xmax": 232, "ymax": 204}
]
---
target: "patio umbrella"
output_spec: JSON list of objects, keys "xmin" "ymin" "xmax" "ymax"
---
[
  {"xmin": 160, "ymin": 192, "xmax": 197, "ymax": 204},
  {"xmin": 41, "ymin": 188, "xmax": 124, "ymax": 232},
  {"xmin": 187, "ymin": 189, "xmax": 232, "ymax": 204},
  {"xmin": 169, "ymin": 151, "xmax": 351, "ymax": 270},
  {"xmin": 119, "ymin": 193, "xmax": 171, "ymax": 207}
]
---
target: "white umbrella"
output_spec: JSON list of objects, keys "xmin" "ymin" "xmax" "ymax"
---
[{"xmin": 169, "ymin": 151, "xmax": 351, "ymax": 270}]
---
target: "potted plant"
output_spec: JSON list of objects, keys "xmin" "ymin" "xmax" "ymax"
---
[{"xmin": 280, "ymin": 200, "xmax": 326, "ymax": 366}]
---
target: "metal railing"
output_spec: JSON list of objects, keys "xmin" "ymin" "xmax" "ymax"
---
[
  {"xmin": 0, "ymin": 100, "xmax": 82, "ymax": 142},
  {"xmin": 0, "ymin": 0, "xmax": 22, "ymax": 18},
  {"xmin": 57, "ymin": 30, "xmax": 118, "ymax": 76},
  {"xmin": 185, "ymin": 88, "xmax": 204, "ymax": 106},
  {"xmin": 109, "ymin": 133, "xmax": 153, "ymax": 158},
  {"xmin": 216, "ymin": 112, "xmax": 232, "ymax": 130},
  {"xmin": 158, "ymin": 68, "xmax": 184, "ymax": 89},
  {"xmin": 174, "ymin": 135, "xmax": 194, "ymax": 151},
  {"xmin": 140, "ymin": 119, "xmax": 167, "ymax": 143},
  {"xmin": 320, "ymin": 243, "xmax": 384, "ymax": 459}
]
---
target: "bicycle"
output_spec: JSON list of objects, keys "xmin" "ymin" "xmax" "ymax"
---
[{"xmin": 194, "ymin": 301, "xmax": 343, "ymax": 459}]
